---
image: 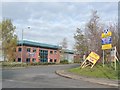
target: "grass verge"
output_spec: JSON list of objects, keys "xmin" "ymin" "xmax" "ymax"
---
[{"xmin": 68, "ymin": 63, "xmax": 119, "ymax": 80}]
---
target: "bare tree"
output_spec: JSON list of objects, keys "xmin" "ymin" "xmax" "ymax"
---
[
  {"xmin": 74, "ymin": 28, "xmax": 88, "ymax": 55},
  {"xmin": 107, "ymin": 23, "xmax": 119, "ymax": 59},
  {"xmin": 61, "ymin": 37, "xmax": 68, "ymax": 49},
  {"xmin": 73, "ymin": 10, "xmax": 119, "ymax": 64},
  {"xmin": 60, "ymin": 37, "xmax": 68, "ymax": 61},
  {"xmin": 108, "ymin": 23, "xmax": 118, "ymax": 47},
  {"xmin": 85, "ymin": 10, "xmax": 102, "ymax": 55}
]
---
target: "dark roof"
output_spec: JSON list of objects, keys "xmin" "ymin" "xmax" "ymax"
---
[
  {"xmin": 60, "ymin": 49, "xmax": 74, "ymax": 54},
  {"xmin": 64, "ymin": 49, "xmax": 74, "ymax": 54},
  {"xmin": 17, "ymin": 40, "xmax": 61, "ymax": 49}
]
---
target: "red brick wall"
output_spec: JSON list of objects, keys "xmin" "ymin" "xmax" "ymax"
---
[
  {"xmin": 48, "ymin": 49, "xmax": 60, "ymax": 63},
  {"xmin": 16, "ymin": 46, "xmax": 60, "ymax": 63}
]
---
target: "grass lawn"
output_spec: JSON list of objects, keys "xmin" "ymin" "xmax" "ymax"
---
[{"xmin": 68, "ymin": 63, "xmax": 120, "ymax": 80}]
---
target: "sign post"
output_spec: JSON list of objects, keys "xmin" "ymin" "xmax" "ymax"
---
[
  {"xmin": 103, "ymin": 50, "xmax": 104, "ymax": 67},
  {"xmin": 115, "ymin": 59, "xmax": 116, "ymax": 71},
  {"xmin": 111, "ymin": 46, "xmax": 119, "ymax": 71}
]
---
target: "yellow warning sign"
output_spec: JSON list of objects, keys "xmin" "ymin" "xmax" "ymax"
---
[
  {"xmin": 102, "ymin": 44, "xmax": 112, "ymax": 50},
  {"xmin": 86, "ymin": 52, "xmax": 100, "ymax": 64},
  {"xmin": 81, "ymin": 52, "xmax": 100, "ymax": 68},
  {"xmin": 101, "ymin": 31, "xmax": 112, "ymax": 38},
  {"xmin": 101, "ymin": 31, "xmax": 112, "ymax": 50}
]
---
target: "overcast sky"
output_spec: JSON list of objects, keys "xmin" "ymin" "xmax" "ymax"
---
[{"xmin": 2, "ymin": 1, "xmax": 118, "ymax": 49}]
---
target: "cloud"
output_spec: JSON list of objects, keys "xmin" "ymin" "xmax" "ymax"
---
[
  {"xmin": 2, "ymin": 0, "xmax": 119, "ymax": 2},
  {"xmin": 2, "ymin": 2, "xmax": 118, "ymax": 49}
]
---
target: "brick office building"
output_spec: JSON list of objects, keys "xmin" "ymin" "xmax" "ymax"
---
[{"xmin": 16, "ymin": 40, "xmax": 61, "ymax": 63}]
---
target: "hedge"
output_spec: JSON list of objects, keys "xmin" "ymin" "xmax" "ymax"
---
[
  {"xmin": 60, "ymin": 60, "xmax": 69, "ymax": 64},
  {"xmin": 1, "ymin": 62, "xmax": 56, "ymax": 68}
]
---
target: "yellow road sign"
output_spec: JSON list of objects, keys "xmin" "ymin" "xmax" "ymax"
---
[
  {"xmin": 102, "ymin": 44, "xmax": 112, "ymax": 50},
  {"xmin": 86, "ymin": 52, "xmax": 100, "ymax": 64},
  {"xmin": 101, "ymin": 31, "xmax": 112, "ymax": 50},
  {"xmin": 101, "ymin": 31, "xmax": 112, "ymax": 38}
]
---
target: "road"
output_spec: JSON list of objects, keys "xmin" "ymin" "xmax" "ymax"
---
[{"xmin": 2, "ymin": 64, "xmax": 115, "ymax": 88}]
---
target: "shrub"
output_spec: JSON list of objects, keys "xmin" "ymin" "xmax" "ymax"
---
[
  {"xmin": 2, "ymin": 61, "xmax": 57, "ymax": 68},
  {"xmin": 40, "ymin": 62, "xmax": 56, "ymax": 65},
  {"xmin": 60, "ymin": 60, "xmax": 69, "ymax": 64},
  {"xmin": 2, "ymin": 61, "xmax": 27, "ymax": 67},
  {"xmin": 74, "ymin": 58, "xmax": 83, "ymax": 63},
  {"xmin": 31, "ymin": 62, "xmax": 42, "ymax": 66},
  {"xmin": 25, "ymin": 62, "xmax": 56, "ymax": 66}
]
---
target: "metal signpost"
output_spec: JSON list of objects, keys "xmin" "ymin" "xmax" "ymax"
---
[
  {"xmin": 103, "ymin": 50, "xmax": 105, "ymax": 67},
  {"xmin": 111, "ymin": 46, "xmax": 119, "ymax": 71}
]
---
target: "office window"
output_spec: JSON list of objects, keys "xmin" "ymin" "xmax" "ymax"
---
[
  {"xmin": 40, "ymin": 50, "xmax": 43, "ymax": 52},
  {"xmin": 50, "ymin": 51, "xmax": 53, "ymax": 54},
  {"xmin": 33, "ymin": 48, "xmax": 36, "ymax": 52},
  {"xmin": 40, "ymin": 56, "xmax": 43, "ymax": 59},
  {"xmin": 18, "ymin": 58, "xmax": 21, "ymax": 62},
  {"xmin": 54, "ymin": 51, "xmax": 57, "ymax": 54},
  {"xmin": 50, "ymin": 59, "xmax": 52, "ymax": 62},
  {"xmin": 54, "ymin": 59, "xmax": 57, "ymax": 62},
  {"xmin": 40, "ymin": 50, "xmax": 48, "ymax": 63},
  {"xmin": 45, "ymin": 55, "xmax": 47, "ymax": 58},
  {"xmin": 27, "ymin": 48, "xmax": 31, "ymax": 52},
  {"xmin": 32, "ymin": 58, "xmax": 36, "ymax": 62},
  {"xmin": 45, "ymin": 50, "xmax": 47, "ymax": 53},
  {"xmin": 40, "ymin": 60, "xmax": 43, "ymax": 62},
  {"xmin": 26, "ymin": 58, "xmax": 30, "ymax": 62},
  {"xmin": 43, "ymin": 60, "xmax": 46, "ymax": 62},
  {"xmin": 18, "ymin": 48, "xmax": 22, "ymax": 52}
]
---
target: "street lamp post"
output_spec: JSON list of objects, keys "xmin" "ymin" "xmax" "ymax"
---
[
  {"xmin": 21, "ymin": 27, "xmax": 30, "ymax": 63},
  {"xmin": 21, "ymin": 29, "xmax": 23, "ymax": 63}
]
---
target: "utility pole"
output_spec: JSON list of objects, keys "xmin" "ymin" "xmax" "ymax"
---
[
  {"xmin": 21, "ymin": 27, "xmax": 30, "ymax": 63},
  {"xmin": 21, "ymin": 29, "xmax": 23, "ymax": 63}
]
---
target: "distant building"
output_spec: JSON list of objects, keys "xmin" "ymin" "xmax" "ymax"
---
[
  {"xmin": 60, "ymin": 49, "xmax": 75, "ymax": 63},
  {"xmin": 74, "ymin": 54, "xmax": 81, "ymax": 63},
  {"xmin": 15, "ymin": 40, "xmax": 61, "ymax": 63}
]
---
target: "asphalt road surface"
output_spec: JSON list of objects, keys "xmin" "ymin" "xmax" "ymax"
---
[{"xmin": 2, "ymin": 64, "xmax": 116, "ymax": 88}]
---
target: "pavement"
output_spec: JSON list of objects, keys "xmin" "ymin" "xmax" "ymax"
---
[
  {"xmin": 55, "ymin": 70, "xmax": 119, "ymax": 87},
  {"xmin": 2, "ymin": 64, "xmax": 114, "ymax": 88}
]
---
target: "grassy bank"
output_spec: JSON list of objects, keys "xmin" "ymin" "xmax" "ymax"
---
[{"xmin": 68, "ymin": 63, "xmax": 119, "ymax": 80}]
